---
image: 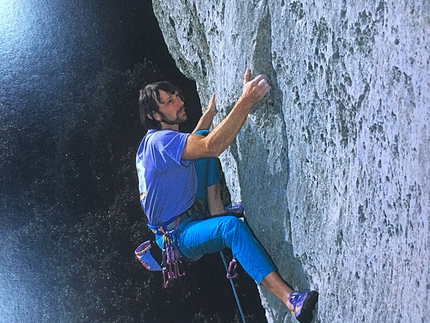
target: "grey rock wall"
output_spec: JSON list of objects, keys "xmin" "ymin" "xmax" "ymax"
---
[{"xmin": 152, "ymin": 1, "xmax": 430, "ymax": 322}]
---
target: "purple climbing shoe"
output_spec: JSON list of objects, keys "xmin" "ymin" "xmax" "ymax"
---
[{"xmin": 288, "ymin": 290, "xmax": 319, "ymax": 323}]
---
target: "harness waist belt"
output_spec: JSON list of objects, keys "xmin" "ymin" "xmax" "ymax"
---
[
  {"xmin": 166, "ymin": 206, "xmax": 194, "ymax": 230},
  {"xmin": 150, "ymin": 205, "xmax": 195, "ymax": 233}
]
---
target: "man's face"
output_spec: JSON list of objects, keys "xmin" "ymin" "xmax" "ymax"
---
[{"xmin": 153, "ymin": 90, "xmax": 187, "ymax": 125}]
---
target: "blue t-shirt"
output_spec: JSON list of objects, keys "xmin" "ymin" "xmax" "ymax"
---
[{"xmin": 136, "ymin": 129, "xmax": 197, "ymax": 226}]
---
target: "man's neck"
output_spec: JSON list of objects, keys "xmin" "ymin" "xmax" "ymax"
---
[{"xmin": 160, "ymin": 123, "xmax": 180, "ymax": 131}]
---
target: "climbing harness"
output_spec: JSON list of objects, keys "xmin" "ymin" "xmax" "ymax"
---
[
  {"xmin": 135, "ymin": 227, "xmax": 186, "ymax": 288},
  {"xmin": 135, "ymin": 205, "xmax": 195, "ymax": 287},
  {"xmin": 135, "ymin": 227, "xmax": 185, "ymax": 288}
]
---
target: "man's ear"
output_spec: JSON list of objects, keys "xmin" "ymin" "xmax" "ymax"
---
[{"xmin": 148, "ymin": 112, "xmax": 162, "ymax": 122}]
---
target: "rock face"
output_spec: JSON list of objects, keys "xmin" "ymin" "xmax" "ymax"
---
[{"xmin": 152, "ymin": 1, "xmax": 429, "ymax": 322}]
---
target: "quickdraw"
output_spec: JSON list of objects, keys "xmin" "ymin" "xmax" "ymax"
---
[
  {"xmin": 226, "ymin": 257, "xmax": 238, "ymax": 279},
  {"xmin": 160, "ymin": 228, "xmax": 185, "ymax": 288}
]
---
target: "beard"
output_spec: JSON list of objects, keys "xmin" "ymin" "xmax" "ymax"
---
[{"xmin": 158, "ymin": 107, "xmax": 187, "ymax": 125}]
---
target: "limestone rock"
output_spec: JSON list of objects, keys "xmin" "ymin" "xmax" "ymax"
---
[{"xmin": 152, "ymin": 1, "xmax": 430, "ymax": 322}]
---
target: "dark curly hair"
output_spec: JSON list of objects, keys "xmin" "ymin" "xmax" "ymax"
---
[{"xmin": 138, "ymin": 81, "xmax": 184, "ymax": 130}]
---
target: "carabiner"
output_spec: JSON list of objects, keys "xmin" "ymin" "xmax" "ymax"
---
[{"xmin": 226, "ymin": 258, "xmax": 238, "ymax": 279}]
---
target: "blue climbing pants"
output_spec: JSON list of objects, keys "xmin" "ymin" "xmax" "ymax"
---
[{"xmin": 176, "ymin": 214, "xmax": 277, "ymax": 284}]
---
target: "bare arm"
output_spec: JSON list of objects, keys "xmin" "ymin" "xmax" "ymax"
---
[
  {"xmin": 192, "ymin": 94, "xmax": 217, "ymax": 133},
  {"xmin": 182, "ymin": 68, "xmax": 270, "ymax": 160}
]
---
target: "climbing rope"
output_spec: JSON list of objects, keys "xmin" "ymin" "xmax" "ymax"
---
[{"xmin": 220, "ymin": 251, "xmax": 246, "ymax": 323}]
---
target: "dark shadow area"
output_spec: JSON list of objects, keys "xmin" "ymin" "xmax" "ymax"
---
[{"xmin": 0, "ymin": 0, "xmax": 267, "ymax": 322}]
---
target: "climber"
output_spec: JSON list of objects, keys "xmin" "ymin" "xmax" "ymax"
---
[{"xmin": 135, "ymin": 68, "xmax": 319, "ymax": 323}]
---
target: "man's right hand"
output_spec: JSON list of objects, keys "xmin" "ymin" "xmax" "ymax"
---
[{"xmin": 240, "ymin": 68, "xmax": 271, "ymax": 106}]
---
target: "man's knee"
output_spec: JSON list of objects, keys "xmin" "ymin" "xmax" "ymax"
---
[{"xmin": 221, "ymin": 215, "xmax": 247, "ymax": 235}]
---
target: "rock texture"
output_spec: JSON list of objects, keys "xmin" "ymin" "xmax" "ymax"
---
[{"xmin": 152, "ymin": 1, "xmax": 430, "ymax": 322}]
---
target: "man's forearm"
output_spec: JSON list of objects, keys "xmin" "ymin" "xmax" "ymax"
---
[
  {"xmin": 182, "ymin": 70, "xmax": 270, "ymax": 160},
  {"xmin": 203, "ymin": 96, "xmax": 254, "ymax": 156}
]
